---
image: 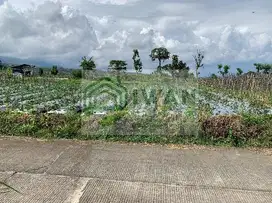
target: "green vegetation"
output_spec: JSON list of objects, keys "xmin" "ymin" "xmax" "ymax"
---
[
  {"xmin": 193, "ymin": 49, "xmax": 204, "ymax": 79},
  {"xmin": 80, "ymin": 56, "xmax": 96, "ymax": 71},
  {"xmin": 39, "ymin": 68, "xmax": 44, "ymax": 76},
  {"xmin": 108, "ymin": 60, "xmax": 127, "ymax": 73},
  {"xmin": 132, "ymin": 49, "xmax": 143, "ymax": 73},
  {"xmin": 51, "ymin": 65, "xmax": 58, "ymax": 75},
  {"xmin": 72, "ymin": 69, "xmax": 83, "ymax": 79},
  {"xmin": 149, "ymin": 47, "xmax": 170, "ymax": 71},
  {"xmin": 0, "ymin": 47, "xmax": 271, "ymax": 148}
]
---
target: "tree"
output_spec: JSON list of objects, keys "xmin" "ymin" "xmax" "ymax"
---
[
  {"xmin": 218, "ymin": 64, "xmax": 223, "ymax": 76},
  {"xmin": 51, "ymin": 65, "xmax": 58, "ymax": 75},
  {"xmin": 211, "ymin": 73, "xmax": 217, "ymax": 79},
  {"xmin": 223, "ymin": 65, "xmax": 230, "ymax": 76},
  {"xmin": 160, "ymin": 55, "xmax": 190, "ymax": 78},
  {"xmin": 193, "ymin": 49, "xmax": 204, "ymax": 79},
  {"xmin": 170, "ymin": 55, "xmax": 190, "ymax": 78},
  {"xmin": 176, "ymin": 60, "xmax": 190, "ymax": 78},
  {"xmin": 39, "ymin": 68, "xmax": 44, "ymax": 76},
  {"xmin": 236, "ymin": 68, "xmax": 243, "ymax": 76},
  {"xmin": 253, "ymin": 63, "xmax": 272, "ymax": 74},
  {"xmin": 108, "ymin": 60, "xmax": 127, "ymax": 84},
  {"xmin": 254, "ymin": 63, "xmax": 262, "ymax": 73},
  {"xmin": 108, "ymin": 60, "xmax": 127, "ymax": 72},
  {"xmin": 218, "ymin": 64, "xmax": 230, "ymax": 77},
  {"xmin": 262, "ymin": 64, "xmax": 272, "ymax": 74},
  {"xmin": 0, "ymin": 59, "xmax": 2, "ymax": 70},
  {"xmin": 80, "ymin": 56, "xmax": 96, "ymax": 71},
  {"xmin": 171, "ymin": 55, "xmax": 179, "ymax": 69},
  {"xmin": 149, "ymin": 47, "xmax": 170, "ymax": 71},
  {"xmin": 132, "ymin": 49, "xmax": 143, "ymax": 73}
]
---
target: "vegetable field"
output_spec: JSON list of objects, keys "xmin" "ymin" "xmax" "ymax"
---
[
  {"xmin": 0, "ymin": 73, "xmax": 271, "ymax": 147},
  {"xmin": 0, "ymin": 77, "xmax": 81, "ymax": 113}
]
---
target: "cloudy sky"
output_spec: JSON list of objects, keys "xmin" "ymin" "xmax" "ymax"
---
[{"xmin": 0, "ymin": 0, "xmax": 272, "ymax": 75}]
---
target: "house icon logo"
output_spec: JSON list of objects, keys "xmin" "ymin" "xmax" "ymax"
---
[{"xmin": 83, "ymin": 77, "xmax": 128, "ymax": 110}]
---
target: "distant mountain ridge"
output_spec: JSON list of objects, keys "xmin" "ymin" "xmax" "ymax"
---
[{"xmin": 0, "ymin": 56, "xmax": 54, "ymax": 67}]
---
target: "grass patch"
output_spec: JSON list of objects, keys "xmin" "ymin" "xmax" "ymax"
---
[{"xmin": 0, "ymin": 110, "xmax": 271, "ymax": 147}]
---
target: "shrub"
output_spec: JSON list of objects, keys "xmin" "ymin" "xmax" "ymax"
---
[
  {"xmin": 99, "ymin": 110, "xmax": 127, "ymax": 126},
  {"xmin": 39, "ymin": 68, "xmax": 44, "ymax": 76},
  {"xmin": 51, "ymin": 65, "xmax": 58, "ymax": 75},
  {"xmin": 202, "ymin": 114, "xmax": 272, "ymax": 140},
  {"xmin": 72, "ymin": 69, "xmax": 83, "ymax": 79}
]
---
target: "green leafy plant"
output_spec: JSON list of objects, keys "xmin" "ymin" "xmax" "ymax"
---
[
  {"xmin": 6, "ymin": 67, "xmax": 12, "ymax": 78},
  {"xmin": 193, "ymin": 49, "xmax": 204, "ymax": 79},
  {"xmin": 51, "ymin": 65, "xmax": 58, "ymax": 75},
  {"xmin": 236, "ymin": 68, "xmax": 243, "ymax": 76},
  {"xmin": 99, "ymin": 111, "xmax": 127, "ymax": 126},
  {"xmin": 72, "ymin": 69, "xmax": 83, "ymax": 79},
  {"xmin": 149, "ymin": 47, "xmax": 170, "ymax": 71},
  {"xmin": 80, "ymin": 56, "xmax": 96, "ymax": 71},
  {"xmin": 39, "ymin": 68, "xmax": 44, "ymax": 76},
  {"xmin": 132, "ymin": 49, "xmax": 143, "ymax": 73}
]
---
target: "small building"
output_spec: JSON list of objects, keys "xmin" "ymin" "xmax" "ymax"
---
[{"xmin": 11, "ymin": 64, "xmax": 35, "ymax": 76}]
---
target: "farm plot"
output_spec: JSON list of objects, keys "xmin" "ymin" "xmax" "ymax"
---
[
  {"xmin": 0, "ymin": 77, "xmax": 82, "ymax": 113},
  {"xmin": 0, "ymin": 76, "xmax": 271, "ymax": 117},
  {"xmin": 197, "ymin": 89, "xmax": 272, "ymax": 115}
]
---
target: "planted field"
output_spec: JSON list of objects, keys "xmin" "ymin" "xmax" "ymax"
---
[
  {"xmin": 0, "ymin": 73, "xmax": 271, "ymax": 147},
  {"xmin": 0, "ymin": 77, "xmax": 81, "ymax": 113}
]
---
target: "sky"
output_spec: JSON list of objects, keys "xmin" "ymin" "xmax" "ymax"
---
[{"xmin": 0, "ymin": 0, "xmax": 272, "ymax": 76}]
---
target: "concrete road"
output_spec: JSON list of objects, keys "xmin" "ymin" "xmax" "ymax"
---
[{"xmin": 0, "ymin": 136, "xmax": 271, "ymax": 203}]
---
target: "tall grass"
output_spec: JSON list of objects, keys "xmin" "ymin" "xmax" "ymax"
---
[{"xmin": 199, "ymin": 73, "xmax": 272, "ymax": 107}]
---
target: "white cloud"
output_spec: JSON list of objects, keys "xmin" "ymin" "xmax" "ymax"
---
[
  {"xmin": 0, "ymin": 0, "xmax": 272, "ymax": 74},
  {"xmin": 0, "ymin": 1, "xmax": 98, "ymax": 65}
]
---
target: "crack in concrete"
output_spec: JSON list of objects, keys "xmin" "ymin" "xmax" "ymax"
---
[
  {"xmin": 64, "ymin": 177, "xmax": 90, "ymax": 203},
  {"xmin": 3, "ymin": 171, "xmax": 272, "ymax": 194},
  {"xmin": 43, "ymin": 145, "xmax": 74, "ymax": 175}
]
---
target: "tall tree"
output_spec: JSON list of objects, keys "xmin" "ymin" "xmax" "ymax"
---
[
  {"xmin": 253, "ymin": 63, "xmax": 272, "ymax": 74},
  {"xmin": 236, "ymin": 68, "xmax": 243, "ymax": 76},
  {"xmin": 80, "ymin": 56, "xmax": 96, "ymax": 71},
  {"xmin": 218, "ymin": 64, "xmax": 223, "ymax": 76},
  {"xmin": 253, "ymin": 63, "xmax": 262, "ymax": 73},
  {"xmin": 218, "ymin": 64, "xmax": 230, "ymax": 77},
  {"xmin": 192, "ymin": 49, "xmax": 204, "ymax": 79},
  {"xmin": 223, "ymin": 65, "xmax": 230, "ymax": 76},
  {"xmin": 108, "ymin": 60, "xmax": 127, "ymax": 73},
  {"xmin": 108, "ymin": 60, "xmax": 127, "ymax": 84},
  {"xmin": 170, "ymin": 55, "xmax": 190, "ymax": 78},
  {"xmin": 171, "ymin": 55, "xmax": 179, "ymax": 68},
  {"xmin": 262, "ymin": 64, "xmax": 272, "ymax": 74},
  {"xmin": 132, "ymin": 49, "xmax": 143, "ymax": 73},
  {"xmin": 149, "ymin": 47, "xmax": 170, "ymax": 71}
]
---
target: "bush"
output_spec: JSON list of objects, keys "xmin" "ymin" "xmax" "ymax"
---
[
  {"xmin": 72, "ymin": 69, "xmax": 83, "ymax": 79},
  {"xmin": 39, "ymin": 68, "xmax": 44, "ymax": 76},
  {"xmin": 99, "ymin": 110, "xmax": 127, "ymax": 126},
  {"xmin": 51, "ymin": 65, "xmax": 58, "ymax": 75},
  {"xmin": 0, "ymin": 111, "xmax": 81, "ymax": 138},
  {"xmin": 202, "ymin": 114, "xmax": 272, "ymax": 140}
]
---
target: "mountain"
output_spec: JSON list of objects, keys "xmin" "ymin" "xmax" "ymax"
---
[{"xmin": 0, "ymin": 56, "xmax": 54, "ymax": 68}]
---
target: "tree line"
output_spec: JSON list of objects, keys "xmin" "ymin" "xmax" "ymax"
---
[
  {"xmin": 1, "ymin": 47, "xmax": 271, "ymax": 78},
  {"xmin": 76, "ymin": 47, "xmax": 272, "ymax": 79},
  {"xmin": 76, "ymin": 47, "xmax": 204, "ymax": 79}
]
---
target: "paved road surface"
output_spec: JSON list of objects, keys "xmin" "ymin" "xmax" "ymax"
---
[{"xmin": 0, "ymin": 136, "xmax": 271, "ymax": 203}]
